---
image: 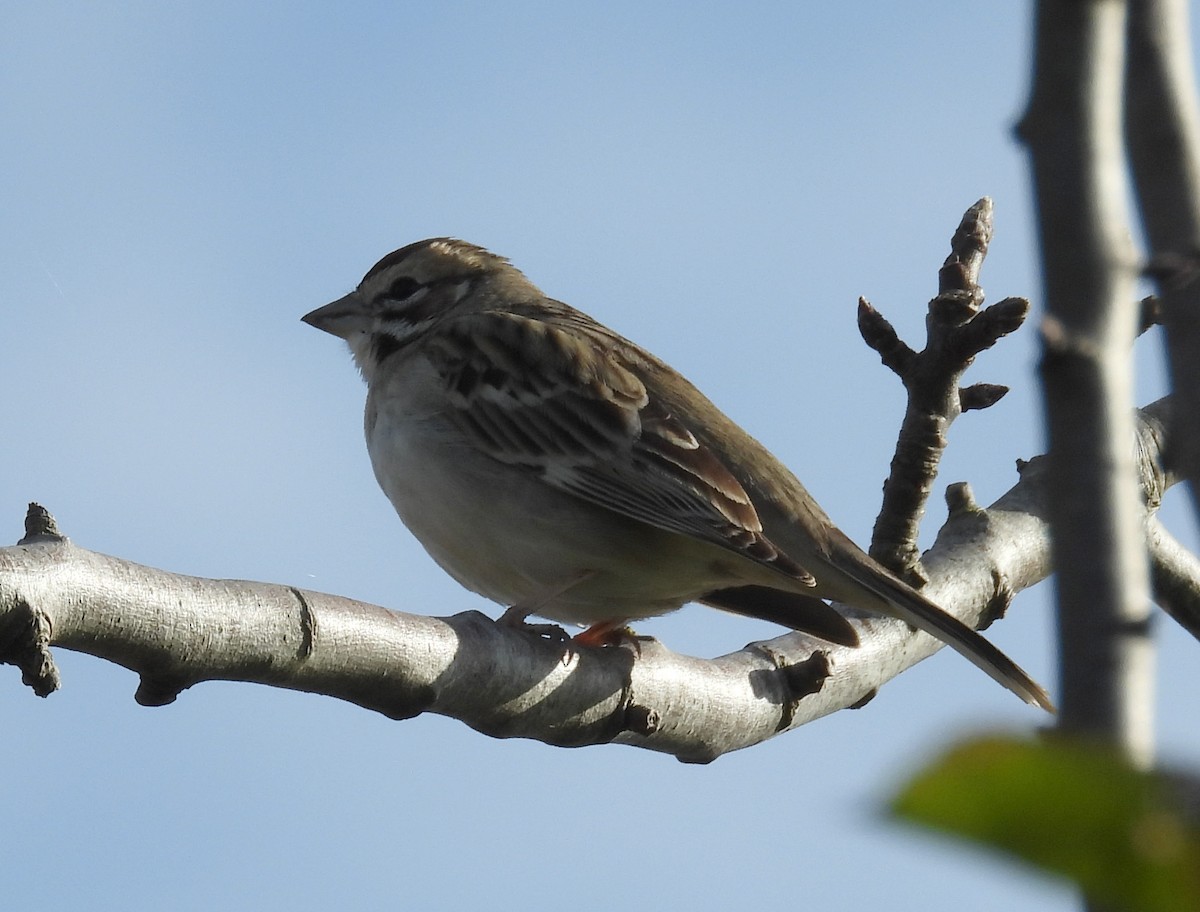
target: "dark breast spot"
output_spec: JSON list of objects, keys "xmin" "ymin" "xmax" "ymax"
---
[{"xmin": 372, "ymin": 334, "xmax": 403, "ymax": 363}]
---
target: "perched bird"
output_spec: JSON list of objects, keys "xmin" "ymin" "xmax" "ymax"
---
[{"xmin": 303, "ymin": 238, "xmax": 1053, "ymax": 711}]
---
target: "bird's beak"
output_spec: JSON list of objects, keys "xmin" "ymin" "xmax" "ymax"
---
[{"xmin": 301, "ymin": 292, "xmax": 368, "ymax": 339}]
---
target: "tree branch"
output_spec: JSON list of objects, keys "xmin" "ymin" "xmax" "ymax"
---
[
  {"xmin": 859, "ymin": 198, "xmax": 1030, "ymax": 585},
  {"xmin": 1147, "ymin": 515, "xmax": 1200, "ymax": 642},
  {"xmin": 1127, "ymin": 0, "xmax": 1200, "ymax": 525},
  {"xmin": 1, "ymin": 400, "xmax": 1179, "ymax": 761}
]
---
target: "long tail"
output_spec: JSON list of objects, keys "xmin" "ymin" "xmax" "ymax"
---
[{"xmin": 832, "ymin": 548, "xmax": 1055, "ymax": 712}]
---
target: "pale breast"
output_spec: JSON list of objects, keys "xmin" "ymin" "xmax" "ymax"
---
[{"xmin": 363, "ymin": 353, "xmax": 774, "ymax": 625}]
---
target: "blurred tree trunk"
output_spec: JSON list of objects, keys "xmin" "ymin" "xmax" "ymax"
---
[{"xmin": 1022, "ymin": 0, "xmax": 1200, "ymax": 908}]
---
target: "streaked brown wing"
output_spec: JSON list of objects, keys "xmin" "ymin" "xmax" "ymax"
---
[{"xmin": 423, "ymin": 310, "xmax": 814, "ymax": 584}]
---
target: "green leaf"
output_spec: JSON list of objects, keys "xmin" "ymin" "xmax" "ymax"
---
[{"xmin": 891, "ymin": 735, "xmax": 1200, "ymax": 912}]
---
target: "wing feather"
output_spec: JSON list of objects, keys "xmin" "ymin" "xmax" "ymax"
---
[{"xmin": 424, "ymin": 310, "xmax": 814, "ymax": 584}]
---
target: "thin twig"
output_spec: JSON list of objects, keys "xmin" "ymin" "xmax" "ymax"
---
[{"xmin": 861, "ymin": 199, "xmax": 1029, "ymax": 585}]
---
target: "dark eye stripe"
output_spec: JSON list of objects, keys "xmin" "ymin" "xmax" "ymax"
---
[
  {"xmin": 381, "ymin": 305, "xmax": 432, "ymax": 327},
  {"xmin": 380, "ymin": 289, "xmax": 444, "ymax": 325}
]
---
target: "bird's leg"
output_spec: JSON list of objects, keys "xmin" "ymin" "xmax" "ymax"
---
[{"xmin": 497, "ymin": 570, "xmax": 598, "ymax": 642}]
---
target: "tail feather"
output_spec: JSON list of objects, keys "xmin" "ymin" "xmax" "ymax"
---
[
  {"xmin": 700, "ymin": 586, "xmax": 860, "ymax": 647},
  {"xmin": 833, "ymin": 549, "xmax": 1055, "ymax": 713}
]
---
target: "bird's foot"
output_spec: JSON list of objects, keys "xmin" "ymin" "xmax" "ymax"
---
[
  {"xmin": 497, "ymin": 605, "xmax": 571, "ymax": 643},
  {"xmin": 572, "ymin": 620, "xmax": 645, "ymax": 653}
]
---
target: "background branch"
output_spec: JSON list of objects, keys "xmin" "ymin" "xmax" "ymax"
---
[
  {"xmin": 1020, "ymin": 0, "xmax": 1153, "ymax": 789},
  {"xmin": 1127, "ymin": 0, "xmax": 1200, "ymax": 525},
  {"xmin": 1147, "ymin": 516, "xmax": 1200, "ymax": 641}
]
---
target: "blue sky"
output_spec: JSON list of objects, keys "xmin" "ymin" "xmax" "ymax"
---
[{"xmin": 3, "ymin": 4, "xmax": 1197, "ymax": 910}]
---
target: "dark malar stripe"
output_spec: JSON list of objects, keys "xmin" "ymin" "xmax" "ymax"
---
[{"xmin": 371, "ymin": 333, "xmax": 404, "ymax": 363}]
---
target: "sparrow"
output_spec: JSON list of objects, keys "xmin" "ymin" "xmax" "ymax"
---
[{"xmin": 302, "ymin": 238, "xmax": 1053, "ymax": 711}]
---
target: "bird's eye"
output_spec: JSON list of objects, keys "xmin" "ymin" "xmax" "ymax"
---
[{"xmin": 386, "ymin": 276, "xmax": 422, "ymax": 301}]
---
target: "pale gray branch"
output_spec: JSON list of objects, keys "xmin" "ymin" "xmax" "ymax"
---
[
  {"xmin": 0, "ymin": 401, "xmax": 1181, "ymax": 762},
  {"xmin": 1147, "ymin": 515, "xmax": 1200, "ymax": 641}
]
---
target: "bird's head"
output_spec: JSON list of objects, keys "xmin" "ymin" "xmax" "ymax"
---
[{"xmin": 302, "ymin": 237, "xmax": 528, "ymax": 381}]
